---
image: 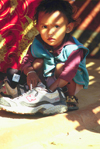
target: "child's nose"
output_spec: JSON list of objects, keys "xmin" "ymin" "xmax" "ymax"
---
[{"xmin": 48, "ymin": 28, "xmax": 54, "ymax": 35}]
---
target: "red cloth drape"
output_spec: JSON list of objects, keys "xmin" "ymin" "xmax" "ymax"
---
[{"xmin": 0, "ymin": 0, "xmax": 41, "ymax": 73}]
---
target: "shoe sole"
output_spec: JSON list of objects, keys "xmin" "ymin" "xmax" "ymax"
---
[
  {"xmin": 0, "ymin": 104, "xmax": 68, "ymax": 115},
  {"xmin": 68, "ymin": 106, "xmax": 79, "ymax": 111}
]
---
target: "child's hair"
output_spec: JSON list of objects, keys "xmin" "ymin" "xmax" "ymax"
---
[{"xmin": 33, "ymin": 0, "xmax": 75, "ymax": 25}]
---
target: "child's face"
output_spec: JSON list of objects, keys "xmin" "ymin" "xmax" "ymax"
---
[{"xmin": 37, "ymin": 11, "xmax": 69, "ymax": 48}]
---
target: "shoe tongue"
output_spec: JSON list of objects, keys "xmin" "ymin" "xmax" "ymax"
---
[{"xmin": 37, "ymin": 82, "xmax": 46, "ymax": 88}]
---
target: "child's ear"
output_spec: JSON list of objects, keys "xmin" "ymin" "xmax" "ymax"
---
[{"xmin": 66, "ymin": 23, "xmax": 74, "ymax": 33}]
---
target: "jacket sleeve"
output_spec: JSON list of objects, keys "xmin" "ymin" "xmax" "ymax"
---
[
  {"xmin": 21, "ymin": 46, "xmax": 35, "ymax": 72},
  {"xmin": 59, "ymin": 49, "xmax": 84, "ymax": 82}
]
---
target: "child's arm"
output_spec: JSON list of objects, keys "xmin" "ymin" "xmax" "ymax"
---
[
  {"xmin": 59, "ymin": 49, "xmax": 84, "ymax": 82},
  {"xmin": 21, "ymin": 46, "xmax": 34, "ymax": 72},
  {"xmin": 24, "ymin": 67, "xmax": 41, "ymax": 89},
  {"xmin": 21, "ymin": 48, "xmax": 41, "ymax": 89},
  {"xmin": 49, "ymin": 49, "xmax": 84, "ymax": 91}
]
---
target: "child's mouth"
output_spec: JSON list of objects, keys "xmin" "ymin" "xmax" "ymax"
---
[{"xmin": 48, "ymin": 38, "xmax": 55, "ymax": 41}]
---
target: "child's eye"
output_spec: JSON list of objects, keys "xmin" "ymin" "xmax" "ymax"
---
[
  {"xmin": 42, "ymin": 25, "xmax": 47, "ymax": 28},
  {"xmin": 55, "ymin": 25, "xmax": 59, "ymax": 28}
]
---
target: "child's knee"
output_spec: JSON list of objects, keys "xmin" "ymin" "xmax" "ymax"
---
[
  {"xmin": 55, "ymin": 63, "xmax": 64, "ymax": 78},
  {"xmin": 33, "ymin": 59, "xmax": 44, "ymax": 70}
]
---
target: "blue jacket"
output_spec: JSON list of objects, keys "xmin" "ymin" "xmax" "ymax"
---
[{"xmin": 31, "ymin": 35, "xmax": 89, "ymax": 89}]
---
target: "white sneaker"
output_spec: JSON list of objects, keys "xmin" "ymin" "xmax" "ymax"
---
[{"xmin": 0, "ymin": 87, "xmax": 68, "ymax": 115}]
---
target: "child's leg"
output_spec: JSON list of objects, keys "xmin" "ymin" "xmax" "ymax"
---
[
  {"xmin": 54, "ymin": 63, "xmax": 64, "ymax": 79},
  {"xmin": 66, "ymin": 79, "xmax": 76, "ymax": 96},
  {"xmin": 55, "ymin": 70, "xmax": 77, "ymax": 96},
  {"xmin": 32, "ymin": 58, "xmax": 46, "ymax": 85},
  {"xmin": 55, "ymin": 63, "xmax": 83, "ymax": 95},
  {"xmin": 54, "ymin": 63, "xmax": 83, "ymax": 110},
  {"xmin": 66, "ymin": 82, "xmax": 83, "ymax": 110},
  {"xmin": 66, "ymin": 80, "xmax": 83, "ymax": 95},
  {"xmin": 46, "ymin": 63, "xmax": 64, "ymax": 88}
]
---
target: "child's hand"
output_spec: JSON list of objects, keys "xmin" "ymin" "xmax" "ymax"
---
[{"xmin": 27, "ymin": 71, "xmax": 41, "ymax": 89}]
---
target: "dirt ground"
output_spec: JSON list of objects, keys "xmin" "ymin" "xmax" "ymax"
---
[{"xmin": 0, "ymin": 58, "xmax": 100, "ymax": 149}]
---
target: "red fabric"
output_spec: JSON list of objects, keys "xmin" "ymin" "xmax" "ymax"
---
[{"xmin": 0, "ymin": 0, "xmax": 41, "ymax": 73}]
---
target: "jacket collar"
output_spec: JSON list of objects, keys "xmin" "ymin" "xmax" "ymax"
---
[{"xmin": 36, "ymin": 34, "xmax": 75, "ymax": 56}]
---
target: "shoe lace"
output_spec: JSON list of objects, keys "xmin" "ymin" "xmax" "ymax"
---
[{"xmin": 14, "ymin": 87, "xmax": 47, "ymax": 100}]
